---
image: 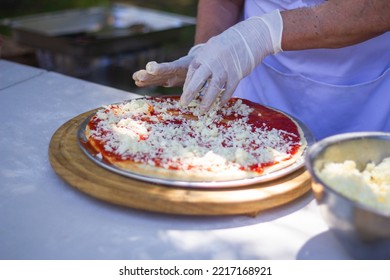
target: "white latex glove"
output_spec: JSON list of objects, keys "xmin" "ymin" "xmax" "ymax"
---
[
  {"xmin": 181, "ymin": 10, "xmax": 283, "ymax": 112},
  {"xmin": 132, "ymin": 44, "xmax": 204, "ymax": 87}
]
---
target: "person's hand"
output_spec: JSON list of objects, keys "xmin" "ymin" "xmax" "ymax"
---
[
  {"xmin": 132, "ymin": 44, "xmax": 204, "ymax": 88},
  {"xmin": 181, "ymin": 10, "xmax": 283, "ymax": 112}
]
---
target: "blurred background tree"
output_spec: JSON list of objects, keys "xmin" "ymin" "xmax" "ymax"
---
[
  {"xmin": 0, "ymin": 0, "xmax": 109, "ymax": 18},
  {"xmin": 0, "ymin": 0, "xmax": 197, "ymax": 20}
]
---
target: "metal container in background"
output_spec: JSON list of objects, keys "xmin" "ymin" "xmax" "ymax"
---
[{"xmin": 1, "ymin": 3, "xmax": 195, "ymax": 91}]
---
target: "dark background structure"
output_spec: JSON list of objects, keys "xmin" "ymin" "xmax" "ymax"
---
[{"xmin": 0, "ymin": 0, "xmax": 198, "ymax": 95}]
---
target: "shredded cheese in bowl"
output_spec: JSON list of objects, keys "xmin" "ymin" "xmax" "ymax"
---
[{"xmin": 317, "ymin": 157, "xmax": 390, "ymax": 213}]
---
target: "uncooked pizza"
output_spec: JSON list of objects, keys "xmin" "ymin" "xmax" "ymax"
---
[{"xmin": 84, "ymin": 96, "xmax": 307, "ymax": 182}]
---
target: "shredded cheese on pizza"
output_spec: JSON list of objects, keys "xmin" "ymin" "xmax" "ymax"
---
[{"xmin": 87, "ymin": 97, "xmax": 302, "ymax": 176}]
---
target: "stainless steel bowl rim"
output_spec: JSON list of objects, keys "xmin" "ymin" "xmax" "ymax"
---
[{"xmin": 305, "ymin": 131, "xmax": 390, "ymax": 217}]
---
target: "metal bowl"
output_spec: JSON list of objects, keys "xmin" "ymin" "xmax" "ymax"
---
[{"xmin": 305, "ymin": 132, "xmax": 390, "ymax": 259}]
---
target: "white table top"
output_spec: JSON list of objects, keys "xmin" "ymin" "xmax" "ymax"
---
[
  {"xmin": 0, "ymin": 59, "xmax": 46, "ymax": 90},
  {"xmin": 0, "ymin": 59, "xmax": 351, "ymax": 260}
]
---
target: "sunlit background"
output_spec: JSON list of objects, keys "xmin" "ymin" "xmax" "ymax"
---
[{"xmin": 0, "ymin": 0, "xmax": 197, "ymax": 95}]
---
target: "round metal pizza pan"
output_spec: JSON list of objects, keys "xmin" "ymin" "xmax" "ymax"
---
[{"xmin": 77, "ymin": 107, "xmax": 315, "ymax": 188}]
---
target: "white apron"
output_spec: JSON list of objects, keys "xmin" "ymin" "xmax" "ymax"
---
[{"xmin": 234, "ymin": 0, "xmax": 390, "ymax": 139}]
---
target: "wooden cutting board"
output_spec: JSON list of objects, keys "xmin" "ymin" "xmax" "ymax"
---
[{"xmin": 49, "ymin": 110, "xmax": 312, "ymax": 216}]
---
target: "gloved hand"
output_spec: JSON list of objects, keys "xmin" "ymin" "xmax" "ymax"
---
[
  {"xmin": 132, "ymin": 44, "xmax": 204, "ymax": 88},
  {"xmin": 181, "ymin": 10, "xmax": 283, "ymax": 112}
]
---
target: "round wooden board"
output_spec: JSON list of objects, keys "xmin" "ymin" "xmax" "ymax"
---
[{"xmin": 49, "ymin": 110, "xmax": 312, "ymax": 216}]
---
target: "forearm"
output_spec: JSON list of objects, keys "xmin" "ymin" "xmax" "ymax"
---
[
  {"xmin": 195, "ymin": 0, "xmax": 244, "ymax": 44},
  {"xmin": 281, "ymin": 0, "xmax": 390, "ymax": 50}
]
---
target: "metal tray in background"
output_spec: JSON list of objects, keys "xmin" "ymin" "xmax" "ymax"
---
[
  {"xmin": 76, "ymin": 101, "xmax": 316, "ymax": 188},
  {"xmin": 1, "ymin": 3, "xmax": 195, "ymax": 57}
]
